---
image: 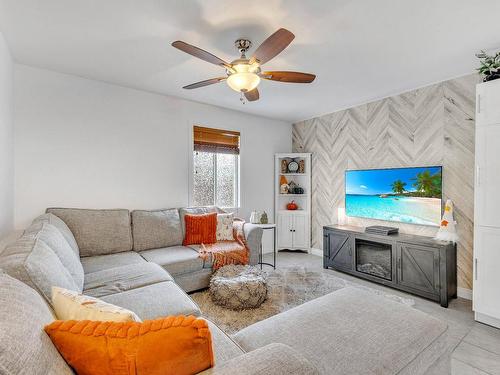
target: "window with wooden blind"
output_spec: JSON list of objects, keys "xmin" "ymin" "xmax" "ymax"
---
[{"xmin": 192, "ymin": 126, "xmax": 240, "ymax": 208}]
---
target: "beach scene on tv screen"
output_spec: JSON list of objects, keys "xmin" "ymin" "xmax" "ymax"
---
[{"xmin": 345, "ymin": 166, "xmax": 442, "ymax": 226}]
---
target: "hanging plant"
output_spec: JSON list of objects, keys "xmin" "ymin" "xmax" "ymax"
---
[{"xmin": 476, "ymin": 50, "xmax": 500, "ymax": 82}]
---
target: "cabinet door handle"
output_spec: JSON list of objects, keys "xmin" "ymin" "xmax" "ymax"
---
[
  {"xmin": 348, "ymin": 248, "xmax": 352, "ymax": 256},
  {"xmin": 397, "ymin": 258, "xmax": 401, "ymax": 268},
  {"xmin": 477, "ymin": 94, "xmax": 481, "ymax": 114},
  {"xmin": 474, "ymin": 258, "xmax": 478, "ymax": 281}
]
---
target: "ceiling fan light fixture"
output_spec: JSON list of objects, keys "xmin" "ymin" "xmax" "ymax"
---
[
  {"xmin": 226, "ymin": 62, "xmax": 260, "ymax": 92},
  {"xmin": 227, "ymin": 72, "xmax": 260, "ymax": 92}
]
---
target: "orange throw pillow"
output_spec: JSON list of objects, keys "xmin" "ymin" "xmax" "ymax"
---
[
  {"xmin": 44, "ymin": 315, "xmax": 214, "ymax": 375},
  {"xmin": 183, "ymin": 212, "xmax": 217, "ymax": 246}
]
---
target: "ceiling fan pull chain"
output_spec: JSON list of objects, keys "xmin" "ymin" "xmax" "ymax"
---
[{"xmin": 240, "ymin": 92, "xmax": 246, "ymax": 104}]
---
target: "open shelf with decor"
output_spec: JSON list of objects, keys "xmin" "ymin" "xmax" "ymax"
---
[{"xmin": 275, "ymin": 153, "xmax": 311, "ymax": 252}]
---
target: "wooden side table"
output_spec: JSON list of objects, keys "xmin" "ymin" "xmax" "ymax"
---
[{"xmin": 252, "ymin": 223, "xmax": 277, "ymax": 269}]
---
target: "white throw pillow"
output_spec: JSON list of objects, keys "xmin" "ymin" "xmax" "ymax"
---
[
  {"xmin": 216, "ymin": 213, "xmax": 234, "ymax": 241},
  {"xmin": 51, "ymin": 286, "xmax": 141, "ymax": 322}
]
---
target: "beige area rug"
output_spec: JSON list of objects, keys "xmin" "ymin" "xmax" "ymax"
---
[{"xmin": 190, "ymin": 266, "xmax": 415, "ymax": 335}]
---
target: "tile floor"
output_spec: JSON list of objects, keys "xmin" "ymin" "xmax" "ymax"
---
[{"xmin": 262, "ymin": 250, "xmax": 500, "ymax": 375}]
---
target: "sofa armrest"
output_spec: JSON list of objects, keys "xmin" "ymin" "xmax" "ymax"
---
[
  {"xmin": 199, "ymin": 343, "xmax": 319, "ymax": 375},
  {"xmin": 242, "ymin": 223, "xmax": 263, "ymax": 266}
]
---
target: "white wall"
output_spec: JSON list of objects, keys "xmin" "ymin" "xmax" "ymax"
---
[
  {"xmin": 14, "ymin": 64, "xmax": 291, "ymax": 231},
  {"xmin": 0, "ymin": 32, "xmax": 14, "ymax": 238}
]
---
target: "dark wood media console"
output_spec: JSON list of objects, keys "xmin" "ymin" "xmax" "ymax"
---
[{"xmin": 323, "ymin": 225, "xmax": 457, "ymax": 307}]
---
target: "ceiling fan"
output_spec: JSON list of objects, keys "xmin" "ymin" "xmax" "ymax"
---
[{"xmin": 172, "ymin": 28, "xmax": 316, "ymax": 103}]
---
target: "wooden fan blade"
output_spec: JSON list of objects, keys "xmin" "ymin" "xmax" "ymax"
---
[
  {"xmin": 244, "ymin": 88, "xmax": 260, "ymax": 101},
  {"xmin": 249, "ymin": 28, "xmax": 295, "ymax": 65},
  {"xmin": 183, "ymin": 77, "xmax": 226, "ymax": 89},
  {"xmin": 261, "ymin": 71, "xmax": 316, "ymax": 83},
  {"xmin": 172, "ymin": 41, "xmax": 230, "ymax": 68}
]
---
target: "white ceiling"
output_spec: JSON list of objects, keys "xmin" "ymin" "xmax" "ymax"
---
[{"xmin": 1, "ymin": 0, "xmax": 499, "ymax": 122}]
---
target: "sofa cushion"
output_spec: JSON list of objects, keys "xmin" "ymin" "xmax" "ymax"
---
[
  {"xmin": 45, "ymin": 316, "xmax": 214, "ymax": 375},
  {"xmin": 80, "ymin": 251, "xmax": 147, "ymax": 274},
  {"xmin": 101, "ymin": 281, "xmax": 201, "ymax": 319},
  {"xmin": 52, "ymin": 286, "xmax": 142, "ymax": 322},
  {"xmin": 140, "ymin": 246, "xmax": 206, "ymax": 276},
  {"xmin": 0, "ymin": 230, "xmax": 23, "ymax": 253},
  {"xmin": 233, "ymin": 287, "xmax": 448, "ymax": 375},
  {"xmin": 131, "ymin": 209, "xmax": 183, "ymax": 251},
  {"xmin": 216, "ymin": 213, "xmax": 234, "ymax": 241},
  {"xmin": 179, "ymin": 206, "xmax": 219, "ymax": 235},
  {"xmin": 46, "ymin": 208, "xmax": 133, "ymax": 256},
  {"xmin": 183, "ymin": 212, "xmax": 218, "ymax": 246},
  {"xmin": 32, "ymin": 213, "xmax": 79, "ymax": 256},
  {"xmin": 200, "ymin": 343, "xmax": 319, "ymax": 375},
  {"xmin": 83, "ymin": 262, "xmax": 173, "ymax": 298},
  {"xmin": 25, "ymin": 222, "xmax": 84, "ymax": 291},
  {"xmin": 0, "ymin": 235, "xmax": 81, "ymax": 302},
  {"xmin": 0, "ymin": 271, "xmax": 73, "ymax": 374}
]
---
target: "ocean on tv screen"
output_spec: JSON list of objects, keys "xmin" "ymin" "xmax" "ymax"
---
[{"xmin": 345, "ymin": 166, "xmax": 442, "ymax": 226}]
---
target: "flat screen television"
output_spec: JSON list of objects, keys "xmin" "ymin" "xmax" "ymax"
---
[{"xmin": 345, "ymin": 166, "xmax": 442, "ymax": 226}]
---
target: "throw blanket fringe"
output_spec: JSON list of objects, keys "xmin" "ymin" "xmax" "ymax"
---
[{"xmin": 199, "ymin": 220, "xmax": 249, "ymax": 270}]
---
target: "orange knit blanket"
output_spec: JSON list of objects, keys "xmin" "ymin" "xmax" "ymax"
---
[{"xmin": 198, "ymin": 220, "xmax": 250, "ymax": 270}]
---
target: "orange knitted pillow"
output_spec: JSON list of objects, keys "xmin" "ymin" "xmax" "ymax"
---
[
  {"xmin": 44, "ymin": 315, "xmax": 214, "ymax": 375},
  {"xmin": 183, "ymin": 212, "xmax": 217, "ymax": 246}
]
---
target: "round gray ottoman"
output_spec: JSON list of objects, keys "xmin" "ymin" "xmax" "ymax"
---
[{"xmin": 209, "ymin": 265, "xmax": 267, "ymax": 310}]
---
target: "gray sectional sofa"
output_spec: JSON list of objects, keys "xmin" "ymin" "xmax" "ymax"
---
[
  {"xmin": 48, "ymin": 206, "xmax": 262, "ymax": 293},
  {"xmin": 0, "ymin": 207, "xmax": 450, "ymax": 374}
]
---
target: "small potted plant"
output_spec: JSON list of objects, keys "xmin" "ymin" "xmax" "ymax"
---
[{"xmin": 477, "ymin": 50, "xmax": 500, "ymax": 82}]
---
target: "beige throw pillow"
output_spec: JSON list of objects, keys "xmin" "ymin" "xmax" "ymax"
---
[
  {"xmin": 51, "ymin": 287, "xmax": 141, "ymax": 322},
  {"xmin": 216, "ymin": 213, "xmax": 234, "ymax": 241}
]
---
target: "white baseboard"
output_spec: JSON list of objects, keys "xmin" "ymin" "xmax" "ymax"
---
[
  {"xmin": 457, "ymin": 287, "xmax": 472, "ymax": 300},
  {"xmin": 475, "ymin": 312, "xmax": 500, "ymax": 329},
  {"xmin": 310, "ymin": 248, "xmax": 322, "ymax": 257}
]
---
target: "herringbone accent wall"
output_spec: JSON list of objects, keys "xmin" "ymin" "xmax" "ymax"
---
[{"xmin": 292, "ymin": 74, "xmax": 480, "ymax": 291}]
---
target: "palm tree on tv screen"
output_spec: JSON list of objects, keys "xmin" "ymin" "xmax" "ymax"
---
[
  {"xmin": 412, "ymin": 170, "xmax": 442, "ymax": 197},
  {"xmin": 391, "ymin": 180, "xmax": 406, "ymax": 195}
]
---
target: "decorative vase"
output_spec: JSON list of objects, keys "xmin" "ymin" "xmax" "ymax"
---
[
  {"xmin": 484, "ymin": 73, "xmax": 500, "ymax": 82},
  {"xmin": 281, "ymin": 159, "xmax": 288, "ymax": 173},
  {"xmin": 298, "ymin": 159, "xmax": 305, "ymax": 173},
  {"xmin": 250, "ymin": 211, "xmax": 261, "ymax": 224}
]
